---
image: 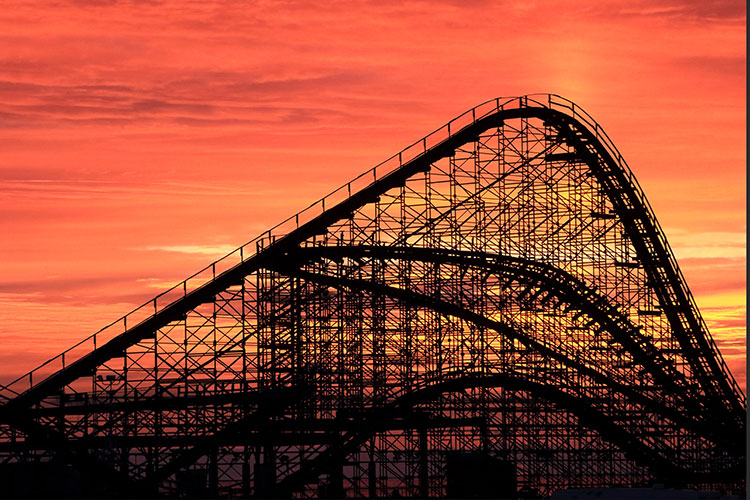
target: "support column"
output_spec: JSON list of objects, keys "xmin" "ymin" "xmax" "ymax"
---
[{"xmin": 419, "ymin": 426, "xmax": 428, "ymax": 498}]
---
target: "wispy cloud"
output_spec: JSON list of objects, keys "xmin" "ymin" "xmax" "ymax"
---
[
  {"xmin": 613, "ymin": 0, "xmax": 746, "ymax": 21},
  {"xmin": 139, "ymin": 244, "xmax": 239, "ymax": 257},
  {"xmin": 667, "ymin": 230, "xmax": 746, "ymax": 260}
]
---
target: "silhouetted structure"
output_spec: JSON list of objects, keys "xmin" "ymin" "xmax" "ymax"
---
[{"xmin": 0, "ymin": 95, "xmax": 744, "ymax": 498}]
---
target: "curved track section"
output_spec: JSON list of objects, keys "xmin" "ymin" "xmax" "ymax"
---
[{"xmin": 0, "ymin": 94, "xmax": 744, "ymax": 498}]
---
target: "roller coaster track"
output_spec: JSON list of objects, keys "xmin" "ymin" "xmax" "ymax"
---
[{"xmin": 0, "ymin": 94, "xmax": 744, "ymax": 498}]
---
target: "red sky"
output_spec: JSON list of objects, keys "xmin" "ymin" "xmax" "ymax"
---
[{"xmin": 0, "ymin": 1, "xmax": 745, "ymax": 391}]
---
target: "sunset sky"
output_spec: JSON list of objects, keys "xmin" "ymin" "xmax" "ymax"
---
[{"xmin": 0, "ymin": 1, "xmax": 745, "ymax": 390}]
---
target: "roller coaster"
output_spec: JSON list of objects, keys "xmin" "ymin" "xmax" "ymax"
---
[{"xmin": 0, "ymin": 94, "xmax": 745, "ymax": 498}]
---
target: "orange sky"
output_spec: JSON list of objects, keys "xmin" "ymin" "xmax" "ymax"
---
[{"xmin": 0, "ymin": 1, "xmax": 745, "ymax": 391}]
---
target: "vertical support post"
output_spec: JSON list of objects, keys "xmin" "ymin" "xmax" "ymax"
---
[
  {"xmin": 242, "ymin": 446, "xmax": 251, "ymax": 498},
  {"xmin": 120, "ymin": 447, "xmax": 130, "ymax": 487},
  {"xmin": 368, "ymin": 437, "xmax": 377, "ymax": 499},
  {"xmin": 209, "ymin": 448, "xmax": 219, "ymax": 497},
  {"xmin": 329, "ymin": 446, "xmax": 345, "ymax": 499},
  {"xmin": 419, "ymin": 425, "xmax": 429, "ymax": 498},
  {"xmin": 255, "ymin": 444, "xmax": 276, "ymax": 498}
]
